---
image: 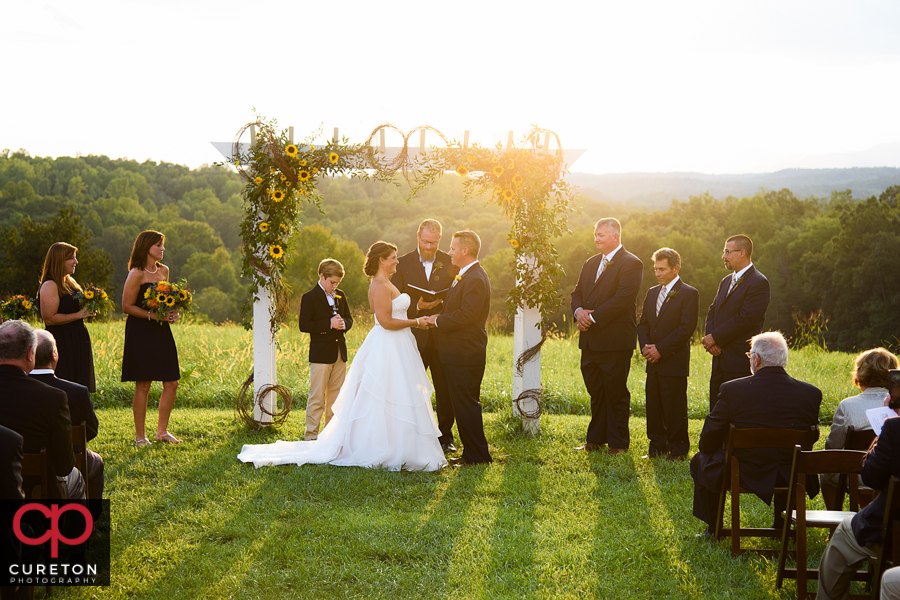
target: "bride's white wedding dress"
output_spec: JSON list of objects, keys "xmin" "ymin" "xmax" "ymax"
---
[{"xmin": 237, "ymin": 293, "xmax": 447, "ymax": 471}]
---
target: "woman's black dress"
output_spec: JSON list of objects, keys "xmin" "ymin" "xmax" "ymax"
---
[
  {"xmin": 40, "ymin": 280, "xmax": 96, "ymax": 392},
  {"xmin": 121, "ymin": 283, "xmax": 181, "ymax": 382}
]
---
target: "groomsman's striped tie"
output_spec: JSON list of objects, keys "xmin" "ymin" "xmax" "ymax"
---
[
  {"xmin": 727, "ymin": 274, "xmax": 739, "ymax": 296},
  {"xmin": 595, "ymin": 256, "xmax": 609, "ymax": 282},
  {"xmin": 656, "ymin": 286, "xmax": 667, "ymax": 316}
]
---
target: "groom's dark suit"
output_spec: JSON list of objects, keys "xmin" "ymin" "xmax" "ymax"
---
[
  {"xmin": 433, "ymin": 262, "xmax": 492, "ymax": 464},
  {"xmin": 392, "ymin": 249, "xmax": 459, "ymax": 446}
]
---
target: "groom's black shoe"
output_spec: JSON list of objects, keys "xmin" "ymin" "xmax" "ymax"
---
[{"xmin": 441, "ymin": 442, "xmax": 457, "ymax": 454}]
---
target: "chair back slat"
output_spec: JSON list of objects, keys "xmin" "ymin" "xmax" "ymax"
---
[
  {"xmin": 20, "ymin": 448, "xmax": 48, "ymax": 500},
  {"xmin": 71, "ymin": 421, "xmax": 88, "ymax": 500},
  {"xmin": 794, "ymin": 449, "xmax": 866, "ymax": 477},
  {"xmin": 844, "ymin": 428, "xmax": 876, "ymax": 451}
]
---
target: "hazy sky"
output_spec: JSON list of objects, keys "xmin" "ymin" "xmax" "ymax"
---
[{"xmin": 4, "ymin": 0, "xmax": 900, "ymax": 174}]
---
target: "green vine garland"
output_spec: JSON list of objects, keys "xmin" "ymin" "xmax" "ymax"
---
[
  {"xmin": 221, "ymin": 117, "xmax": 389, "ymax": 334},
  {"xmin": 409, "ymin": 126, "xmax": 577, "ymax": 324},
  {"xmin": 223, "ymin": 119, "xmax": 576, "ymax": 334}
]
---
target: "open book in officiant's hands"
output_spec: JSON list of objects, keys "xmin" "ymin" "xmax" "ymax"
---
[{"xmin": 407, "ymin": 284, "xmax": 450, "ymax": 302}]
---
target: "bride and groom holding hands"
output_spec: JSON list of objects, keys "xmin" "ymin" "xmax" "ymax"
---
[{"xmin": 238, "ymin": 220, "xmax": 493, "ymax": 471}]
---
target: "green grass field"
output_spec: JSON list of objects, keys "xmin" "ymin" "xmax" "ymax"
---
[
  {"xmin": 41, "ymin": 322, "xmax": 865, "ymax": 599},
  {"xmin": 85, "ymin": 320, "xmax": 858, "ymax": 423}
]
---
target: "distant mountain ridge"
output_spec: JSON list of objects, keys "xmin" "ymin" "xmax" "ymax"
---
[{"xmin": 567, "ymin": 167, "xmax": 900, "ymax": 208}]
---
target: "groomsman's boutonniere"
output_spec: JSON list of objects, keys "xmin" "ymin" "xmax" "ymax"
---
[
  {"xmin": 666, "ymin": 287, "xmax": 679, "ymax": 300},
  {"xmin": 455, "ymin": 275, "xmax": 462, "ymax": 282},
  {"xmin": 334, "ymin": 294, "xmax": 341, "ymax": 301},
  {"xmin": 731, "ymin": 276, "xmax": 743, "ymax": 291},
  {"xmin": 433, "ymin": 260, "xmax": 444, "ymax": 272}
]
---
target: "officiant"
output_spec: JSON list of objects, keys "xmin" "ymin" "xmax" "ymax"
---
[{"xmin": 392, "ymin": 219, "xmax": 460, "ymax": 453}]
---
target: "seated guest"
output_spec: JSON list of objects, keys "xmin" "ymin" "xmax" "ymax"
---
[
  {"xmin": 690, "ymin": 331, "xmax": 822, "ymax": 537},
  {"xmin": 0, "ymin": 425, "xmax": 25, "ymax": 600},
  {"xmin": 884, "ymin": 567, "xmax": 900, "ymax": 600},
  {"xmin": 30, "ymin": 329, "xmax": 104, "ymax": 509},
  {"xmin": 0, "ymin": 424, "xmax": 23, "ymax": 499},
  {"xmin": 821, "ymin": 347, "xmax": 898, "ymax": 509},
  {"xmin": 0, "ymin": 320, "xmax": 84, "ymax": 500},
  {"xmin": 817, "ymin": 392, "xmax": 900, "ymax": 600}
]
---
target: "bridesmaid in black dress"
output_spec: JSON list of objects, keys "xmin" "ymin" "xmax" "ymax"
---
[
  {"xmin": 38, "ymin": 242, "xmax": 97, "ymax": 392},
  {"xmin": 121, "ymin": 230, "xmax": 182, "ymax": 447}
]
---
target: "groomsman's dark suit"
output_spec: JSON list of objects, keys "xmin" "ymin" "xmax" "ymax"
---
[
  {"xmin": 705, "ymin": 265, "xmax": 769, "ymax": 410},
  {"xmin": 392, "ymin": 249, "xmax": 459, "ymax": 446},
  {"xmin": 690, "ymin": 366, "xmax": 821, "ymax": 528},
  {"xmin": 30, "ymin": 372, "xmax": 104, "ymax": 507},
  {"xmin": 298, "ymin": 284, "xmax": 353, "ymax": 364},
  {"xmin": 0, "ymin": 365, "xmax": 76, "ymax": 499},
  {"xmin": 637, "ymin": 278, "xmax": 699, "ymax": 459},
  {"xmin": 571, "ymin": 249, "xmax": 643, "ymax": 450},
  {"xmin": 433, "ymin": 262, "xmax": 492, "ymax": 464}
]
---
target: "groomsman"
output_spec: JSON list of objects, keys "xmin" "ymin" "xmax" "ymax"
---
[
  {"xmin": 636, "ymin": 248, "xmax": 699, "ymax": 461},
  {"xmin": 392, "ymin": 219, "xmax": 460, "ymax": 452},
  {"xmin": 702, "ymin": 235, "xmax": 769, "ymax": 411},
  {"xmin": 571, "ymin": 218, "xmax": 643, "ymax": 454},
  {"xmin": 298, "ymin": 259, "xmax": 353, "ymax": 440}
]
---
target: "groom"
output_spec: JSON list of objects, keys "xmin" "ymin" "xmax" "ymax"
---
[{"xmin": 422, "ymin": 230, "xmax": 492, "ymax": 466}]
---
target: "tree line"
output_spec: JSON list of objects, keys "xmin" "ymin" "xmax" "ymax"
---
[{"xmin": 1, "ymin": 149, "xmax": 897, "ymax": 352}]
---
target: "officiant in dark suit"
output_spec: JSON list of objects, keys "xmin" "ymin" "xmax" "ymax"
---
[
  {"xmin": 421, "ymin": 230, "xmax": 491, "ymax": 465},
  {"xmin": 702, "ymin": 234, "xmax": 770, "ymax": 411},
  {"xmin": 392, "ymin": 219, "xmax": 460, "ymax": 452},
  {"xmin": 637, "ymin": 247, "xmax": 699, "ymax": 461},
  {"xmin": 298, "ymin": 259, "xmax": 353, "ymax": 441},
  {"xmin": 571, "ymin": 218, "xmax": 643, "ymax": 454}
]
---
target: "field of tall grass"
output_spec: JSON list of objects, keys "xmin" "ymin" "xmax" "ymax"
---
[{"xmin": 86, "ymin": 319, "xmax": 859, "ymax": 423}]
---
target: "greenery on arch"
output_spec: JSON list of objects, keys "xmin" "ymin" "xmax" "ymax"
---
[
  {"xmin": 219, "ymin": 117, "xmax": 390, "ymax": 333},
  {"xmin": 409, "ymin": 126, "xmax": 578, "ymax": 324}
]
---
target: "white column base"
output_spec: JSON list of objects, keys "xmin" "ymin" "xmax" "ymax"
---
[
  {"xmin": 513, "ymin": 303, "xmax": 541, "ymax": 435},
  {"xmin": 252, "ymin": 287, "xmax": 276, "ymax": 424}
]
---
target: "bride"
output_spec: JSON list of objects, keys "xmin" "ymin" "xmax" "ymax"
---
[{"xmin": 237, "ymin": 241, "xmax": 448, "ymax": 471}]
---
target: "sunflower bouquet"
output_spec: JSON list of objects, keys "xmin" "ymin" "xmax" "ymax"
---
[
  {"xmin": 140, "ymin": 280, "xmax": 193, "ymax": 324},
  {"xmin": 0, "ymin": 295, "xmax": 39, "ymax": 321},
  {"xmin": 72, "ymin": 285, "xmax": 116, "ymax": 318}
]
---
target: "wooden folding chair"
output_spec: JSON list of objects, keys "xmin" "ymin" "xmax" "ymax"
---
[
  {"xmin": 871, "ymin": 476, "xmax": 900, "ymax": 600},
  {"xmin": 20, "ymin": 449, "xmax": 52, "ymax": 597},
  {"xmin": 714, "ymin": 425, "xmax": 819, "ymax": 558},
  {"xmin": 20, "ymin": 449, "xmax": 48, "ymax": 500},
  {"xmin": 776, "ymin": 446, "xmax": 869, "ymax": 599},
  {"xmin": 829, "ymin": 429, "xmax": 879, "ymax": 511},
  {"xmin": 71, "ymin": 421, "xmax": 88, "ymax": 500}
]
